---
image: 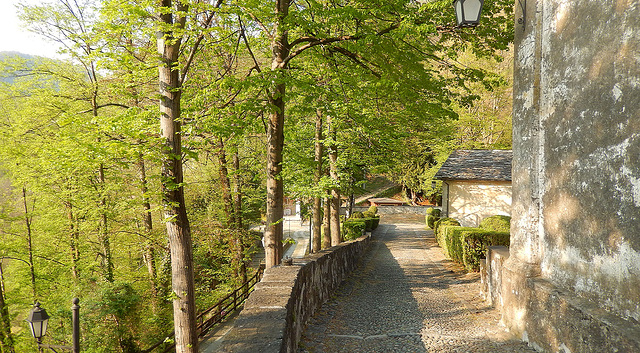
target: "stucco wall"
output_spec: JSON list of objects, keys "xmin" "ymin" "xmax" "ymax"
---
[
  {"xmin": 446, "ymin": 181, "xmax": 511, "ymax": 227},
  {"xmin": 504, "ymin": 0, "xmax": 640, "ymax": 351}
]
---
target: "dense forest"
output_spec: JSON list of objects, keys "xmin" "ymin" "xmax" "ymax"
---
[{"xmin": 0, "ymin": 0, "xmax": 513, "ymax": 352}]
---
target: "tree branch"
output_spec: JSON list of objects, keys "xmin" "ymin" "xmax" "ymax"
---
[
  {"xmin": 282, "ymin": 22, "xmax": 401, "ymax": 68},
  {"xmin": 179, "ymin": 1, "xmax": 222, "ymax": 86},
  {"xmin": 77, "ymin": 103, "xmax": 131, "ymax": 114},
  {"xmin": 239, "ymin": 15, "xmax": 262, "ymax": 74},
  {"xmin": 330, "ymin": 46, "xmax": 381, "ymax": 78}
]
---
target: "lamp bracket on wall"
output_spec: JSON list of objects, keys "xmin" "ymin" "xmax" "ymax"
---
[{"xmin": 517, "ymin": 0, "xmax": 527, "ymax": 30}]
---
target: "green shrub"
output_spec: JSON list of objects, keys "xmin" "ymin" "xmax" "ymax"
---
[
  {"xmin": 426, "ymin": 215, "xmax": 440, "ymax": 229},
  {"xmin": 351, "ymin": 211, "xmax": 364, "ymax": 219},
  {"xmin": 364, "ymin": 217, "xmax": 374, "ymax": 231},
  {"xmin": 479, "ymin": 215, "xmax": 511, "ymax": 232},
  {"xmin": 443, "ymin": 226, "xmax": 479, "ymax": 262},
  {"xmin": 367, "ymin": 205, "xmax": 378, "ymax": 215},
  {"xmin": 343, "ymin": 219, "xmax": 366, "ymax": 240},
  {"xmin": 434, "ymin": 217, "xmax": 460, "ymax": 246},
  {"xmin": 434, "ymin": 218, "xmax": 460, "ymax": 256},
  {"xmin": 461, "ymin": 230, "xmax": 510, "ymax": 272},
  {"xmin": 372, "ymin": 216, "xmax": 380, "ymax": 229},
  {"xmin": 361, "ymin": 216, "xmax": 381, "ymax": 231},
  {"xmin": 363, "ymin": 210, "xmax": 375, "ymax": 218},
  {"xmin": 426, "ymin": 208, "xmax": 441, "ymax": 217}
]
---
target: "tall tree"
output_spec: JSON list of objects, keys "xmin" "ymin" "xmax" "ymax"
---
[
  {"xmin": 263, "ymin": 0, "xmax": 290, "ymax": 268},
  {"xmin": 156, "ymin": 0, "xmax": 198, "ymax": 350},
  {"xmin": 0, "ymin": 261, "xmax": 14, "ymax": 353},
  {"xmin": 326, "ymin": 115, "xmax": 341, "ymax": 246},
  {"xmin": 312, "ymin": 109, "xmax": 324, "ymax": 252}
]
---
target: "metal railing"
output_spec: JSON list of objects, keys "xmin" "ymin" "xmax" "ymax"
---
[
  {"xmin": 195, "ymin": 264, "xmax": 265, "ymax": 338},
  {"xmin": 143, "ymin": 264, "xmax": 265, "ymax": 353}
]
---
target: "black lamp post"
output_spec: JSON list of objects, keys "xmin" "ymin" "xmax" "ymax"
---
[
  {"xmin": 26, "ymin": 299, "xmax": 80, "ymax": 353},
  {"xmin": 453, "ymin": 0, "xmax": 484, "ymax": 27}
]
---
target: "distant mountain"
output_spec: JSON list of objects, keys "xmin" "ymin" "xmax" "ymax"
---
[
  {"xmin": 0, "ymin": 51, "xmax": 36, "ymax": 61},
  {"xmin": 0, "ymin": 51, "xmax": 41, "ymax": 84}
]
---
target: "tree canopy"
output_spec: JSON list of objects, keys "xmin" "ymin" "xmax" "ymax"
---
[{"xmin": 0, "ymin": 0, "xmax": 513, "ymax": 351}]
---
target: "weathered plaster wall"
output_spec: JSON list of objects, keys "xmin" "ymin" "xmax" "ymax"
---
[
  {"xmin": 218, "ymin": 233, "xmax": 371, "ymax": 353},
  {"xmin": 504, "ymin": 0, "xmax": 640, "ymax": 351},
  {"xmin": 447, "ymin": 181, "xmax": 512, "ymax": 227}
]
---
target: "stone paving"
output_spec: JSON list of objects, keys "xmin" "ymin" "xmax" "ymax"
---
[{"xmin": 299, "ymin": 215, "xmax": 536, "ymax": 353}]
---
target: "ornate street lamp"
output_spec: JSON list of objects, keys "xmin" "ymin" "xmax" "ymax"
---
[
  {"xmin": 26, "ymin": 299, "xmax": 80, "ymax": 353},
  {"xmin": 453, "ymin": 0, "xmax": 484, "ymax": 27},
  {"xmin": 26, "ymin": 302, "xmax": 50, "ymax": 344}
]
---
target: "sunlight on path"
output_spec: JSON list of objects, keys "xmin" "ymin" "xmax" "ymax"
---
[{"xmin": 299, "ymin": 216, "xmax": 535, "ymax": 353}]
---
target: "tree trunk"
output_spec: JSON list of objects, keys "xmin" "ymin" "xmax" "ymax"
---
[
  {"xmin": 98, "ymin": 163, "xmax": 114, "ymax": 282},
  {"xmin": 312, "ymin": 109, "xmax": 324, "ymax": 253},
  {"xmin": 322, "ymin": 195, "xmax": 331, "ymax": 249},
  {"xmin": 264, "ymin": 0, "xmax": 290, "ymax": 269},
  {"xmin": 158, "ymin": 1, "xmax": 197, "ymax": 351},
  {"xmin": 215, "ymin": 138, "xmax": 236, "ymax": 228},
  {"xmin": 327, "ymin": 116, "xmax": 341, "ymax": 246},
  {"xmin": 231, "ymin": 150, "xmax": 247, "ymax": 282},
  {"xmin": 215, "ymin": 138, "xmax": 245, "ymax": 282},
  {"xmin": 348, "ymin": 191, "xmax": 355, "ymax": 219},
  {"xmin": 0, "ymin": 262, "xmax": 14, "ymax": 353},
  {"xmin": 65, "ymin": 200, "xmax": 80, "ymax": 280},
  {"xmin": 22, "ymin": 188, "xmax": 36, "ymax": 300},
  {"xmin": 137, "ymin": 153, "xmax": 158, "ymax": 302},
  {"xmin": 232, "ymin": 150, "xmax": 243, "ymax": 230}
]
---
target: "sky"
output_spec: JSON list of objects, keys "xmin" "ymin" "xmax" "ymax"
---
[{"xmin": 0, "ymin": 0, "xmax": 61, "ymax": 58}]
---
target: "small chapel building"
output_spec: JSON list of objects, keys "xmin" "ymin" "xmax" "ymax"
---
[{"xmin": 434, "ymin": 149, "xmax": 512, "ymax": 227}]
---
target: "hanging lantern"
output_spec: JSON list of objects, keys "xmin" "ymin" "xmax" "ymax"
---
[
  {"xmin": 26, "ymin": 302, "xmax": 50, "ymax": 340},
  {"xmin": 453, "ymin": 0, "xmax": 484, "ymax": 27}
]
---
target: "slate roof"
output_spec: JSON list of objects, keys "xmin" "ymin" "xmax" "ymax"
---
[{"xmin": 434, "ymin": 150, "xmax": 512, "ymax": 181}]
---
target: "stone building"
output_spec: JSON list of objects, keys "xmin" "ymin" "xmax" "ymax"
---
[
  {"xmin": 434, "ymin": 149, "xmax": 512, "ymax": 227},
  {"xmin": 488, "ymin": 0, "xmax": 640, "ymax": 352}
]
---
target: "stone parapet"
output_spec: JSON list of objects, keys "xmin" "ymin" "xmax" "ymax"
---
[
  {"xmin": 345, "ymin": 206, "xmax": 436, "ymax": 215},
  {"xmin": 218, "ymin": 233, "xmax": 371, "ymax": 353},
  {"xmin": 488, "ymin": 254, "xmax": 640, "ymax": 352},
  {"xmin": 481, "ymin": 246, "xmax": 510, "ymax": 309},
  {"xmin": 523, "ymin": 277, "xmax": 640, "ymax": 353}
]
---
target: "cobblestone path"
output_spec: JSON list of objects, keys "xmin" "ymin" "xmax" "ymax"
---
[{"xmin": 299, "ymin": 219, "xmax": 536, "ymax": 353}]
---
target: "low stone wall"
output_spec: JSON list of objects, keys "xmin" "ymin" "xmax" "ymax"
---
[
  {"xmin": 523, "ymin": 277, "xmax": 640, "ymax": 352},
  {"xmin": 480, "ymin": 246, "xmax": 509, "ymax": 309},
  {"xmin": 484, "ymin": 247, "xmax": 640, "ymax": 352},
  {"xmin": 218, "ymin": 233, "xmax": 371, "ymax": 353},
  {"xmin": 345, "ymin": 206, "xmax": 437, "ymax": 215}
]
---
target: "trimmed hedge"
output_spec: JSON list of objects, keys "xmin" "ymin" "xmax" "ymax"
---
[
  {"xmin": 426, "ymin": 208, "xmax": 441, "ymax": 217},
  {"xmin": 363, "ymin": 210, "xmax": 375, "ymax": 218},
  {"xmin": 344, "ymin": 212, "xmax": 380, "ymax": 240},
  {"xmin": 367, "ymin": 217, "xmax": 380, "ymax": 231},
  {"xmin": 426, "ymin": 215, "xmax": 440, "ymax": 229},
  {"xmin": 443, "ymin": 226, "xmax": 479, "ymax": 262},
  {"xmin": 434, "ymin": 217, "xmax": 460, "ymax": 247},
  {"xmin": 479, "ymin": 215, "xmax": 511, "ymax": 232},
  {"xmin": 430, "ymin": 215, "xmax": 511, "ymax": 272},
  {"xmin": 343, "ymin": 219, "xmax": 366, "ymax": 240},
  {"xmin": 461, "ymin": 230, "xmax": 510, "ymax": 272}
]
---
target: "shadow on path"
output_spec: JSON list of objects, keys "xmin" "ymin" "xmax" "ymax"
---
[
  {"xmin": 300, "ymin": 224, "xmax": 428, "ymax": 352},
  {"xmin": 299, "ymin": 221, "xmax": 535, "ymax": 353}
]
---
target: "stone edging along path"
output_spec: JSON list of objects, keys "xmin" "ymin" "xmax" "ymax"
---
[{"xmin": 217, "ymin": 231, "xmax": 371, "ymax": 353}]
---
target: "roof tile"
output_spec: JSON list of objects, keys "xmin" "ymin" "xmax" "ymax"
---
[{"xmin": 434, "ymin": 150, "xmax": 512, "ymax": 181}]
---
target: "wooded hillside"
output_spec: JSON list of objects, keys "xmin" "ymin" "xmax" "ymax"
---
[{"xmin": 0, "ymin": 0, "xmax": 513, "ymax": 351}]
